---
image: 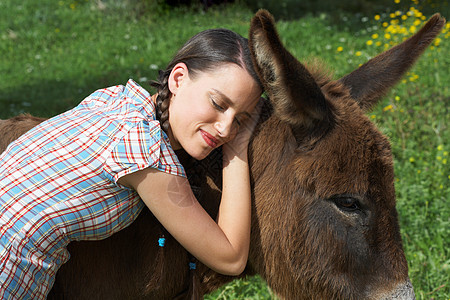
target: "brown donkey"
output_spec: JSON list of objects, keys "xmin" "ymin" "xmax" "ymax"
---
[{"xmin": 0, "ymin": 10, "xmax": 445, "ymax": 300}]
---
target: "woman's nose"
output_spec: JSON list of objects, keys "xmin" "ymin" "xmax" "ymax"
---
[{"xmin": 214, "ymin": 115, "xmax": 236, "ymax": 138}]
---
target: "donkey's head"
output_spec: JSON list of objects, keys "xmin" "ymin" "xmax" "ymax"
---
[{"xmin": 247, "ymin": 10, "xmax": 445, "ymax": 299}]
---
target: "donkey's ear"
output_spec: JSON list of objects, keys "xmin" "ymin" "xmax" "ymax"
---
[
  {"xmin": 339, "ymin": 14, "xmax": 446, "ymax": 112},
  {"xmin": 249, "ymin": 10, "xmax": 332, "ymax": 135}
]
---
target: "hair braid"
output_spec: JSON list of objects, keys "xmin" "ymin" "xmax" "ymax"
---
[{"xmin": 151, "ymin": 70, "xmax": 172, "ymax": 133}]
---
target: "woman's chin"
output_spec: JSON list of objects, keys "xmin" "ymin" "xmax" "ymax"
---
[{"xmin": 185, "ymin": 147, "xmax": 211, "ymax": 161}]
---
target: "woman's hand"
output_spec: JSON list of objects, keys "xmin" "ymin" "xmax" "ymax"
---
[{"xmin": 222, "ymin": 99, "xmax": 263, "ymax": 163}]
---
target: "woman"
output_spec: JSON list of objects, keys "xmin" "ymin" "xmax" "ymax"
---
[{"xmin": 0, "ymin": 28, "xmax": 263, "ymax": 298}]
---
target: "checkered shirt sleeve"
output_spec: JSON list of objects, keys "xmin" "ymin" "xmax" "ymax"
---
[{"xmin": 103, "ymin": 119, "xmax": 186, "ymax": 185}]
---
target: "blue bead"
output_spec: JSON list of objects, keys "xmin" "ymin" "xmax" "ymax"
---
[
  {"xmin": 158, "ymin": 237, "xmax": 166, "ymax": 247},
  {"xmin": 189, "ymin": 262, "xmax": 196, "ymax": 270}
]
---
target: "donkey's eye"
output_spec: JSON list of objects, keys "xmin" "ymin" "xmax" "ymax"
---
[{"xmin": 331, "ymin": 196, "xmax": 361, "ymax": 212}]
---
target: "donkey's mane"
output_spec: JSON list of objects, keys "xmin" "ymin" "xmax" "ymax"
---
[
  {"xmin": 304, "ymin": 59, "xmax": 352, "ymax": 101},
  {"xmin": 303, "ymin": 59, "xmax": 334, "ymax": 87}
]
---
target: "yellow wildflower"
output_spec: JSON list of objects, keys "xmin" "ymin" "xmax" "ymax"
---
[
  {"xmin": 402, "ymin": 15, "xmax": 407, "ymax": 20},
  {"xmin": 390, "ymin": 19, "xmax": 399, "ymax": 25},
  {"xmin": 374, "ymin": 15, "xmax": 381, "ymax": 21},
  {"xmin": 437, "ymin": 145, "xmax": 444, "ymax": 151},
  {"xmin": 376, "ymin": 41, "xmax": 382, "ymax": 46},
  {"xmin": 395, "ymin": 96, "xmax": 400, "ymax": 101},
  {"xmin": 385, "ymin": 33, "xmax": 391, "ymax": 39},
  {"xmin": 366, "ymin": 40, "xmax": 373, "ymax": 46},
  {"xmin": 410, "ymin": 26, "xmax": 416, "ymax": 33},
  {"xmin": 409, "ymin": 74, "xmax": 419, "ymax": 81},
  {"xmin": 372, "ymin": 33, "xmax": 379, "ymax": 39},
  {"xmin": 383, "ymin": 22, "xmax": 389, "ymax": 27},
  {"xmin": 383, "ymin": 104, "xmax": 393, "ymax": 111},
  {"xmin": 355, "ymin": 51, "xmax": 362, "ymax": 56},
  {"xmin": 394, "ymin": 0, "xmax": 400, "ymax": 3},
  {"xmin": 434, "ymin": 38, "xmax": 441, "ymax": 46},
  {"xmin": 409, "ymin": 157, "xmax": 415, "ymax": 163},
  {"xmin": 413, "ymin": 19, "xmax": 421, "ymax": 26},
  {"xmin": 337, "ymin": 46, "xmax": 343, "ymax": 52}
]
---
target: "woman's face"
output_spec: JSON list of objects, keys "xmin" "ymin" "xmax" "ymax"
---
[{"xmin": 167, "ymin": 62, "xmax": 262, "ymax": 160}]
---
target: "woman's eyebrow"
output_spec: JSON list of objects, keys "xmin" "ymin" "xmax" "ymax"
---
[
  {"xmin": 211, "ymin": 89, "xmax": 233, "ymax": 107},
  {"xmin": 211, "ymin": 89, "xmax": 252, "ymax": 118}
]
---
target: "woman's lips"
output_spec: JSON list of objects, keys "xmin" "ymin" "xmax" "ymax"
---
[{"xmin": 200, "ymin": 130, "xmax": 219, "ymax": 148}]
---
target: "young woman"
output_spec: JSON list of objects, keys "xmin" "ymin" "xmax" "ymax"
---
[{"xmin": 0, "ymin": 28, "xmax": 263, "ymax": 299}]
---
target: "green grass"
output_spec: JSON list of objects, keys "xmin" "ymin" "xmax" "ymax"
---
[{"xmin": 1, "ymin": 0, "xmax": 448, "ymax": 299}]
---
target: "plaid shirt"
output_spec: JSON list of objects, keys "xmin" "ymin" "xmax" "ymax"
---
[{"xmin": 0, "ymin": 79, "xmax": 185, "ymax": 299}]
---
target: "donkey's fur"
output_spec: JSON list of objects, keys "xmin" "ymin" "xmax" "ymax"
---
[
  {"xmin": 0, "ymin": 114, "xmax": 47, "ymax": 153},
  {"xmin": 0, "ymin": 10, "xmax": 445, "ymax": 300}
]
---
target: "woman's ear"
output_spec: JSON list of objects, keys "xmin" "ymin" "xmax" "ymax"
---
[{"xmin": 168, "ymin": 62, "xmax": 189, "ymax": 95}]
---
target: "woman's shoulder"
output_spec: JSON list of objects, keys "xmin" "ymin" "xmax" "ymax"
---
[{"xmin": 76, "ymin": 79, "xmax": 156, "ymax": 121}]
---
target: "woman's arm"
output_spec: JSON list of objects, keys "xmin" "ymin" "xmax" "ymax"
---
[
  {"xmin": 118, "ymin": 161, "xmax": 250, "ymax": 276},
  {"xmin": 118, "ymin": 103, "xmax": 260, "ymax": 276}
]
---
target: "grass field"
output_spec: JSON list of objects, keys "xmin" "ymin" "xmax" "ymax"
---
[{"xmin": 1, "ymin": 0, "xmax": 448, "ymax": 299}]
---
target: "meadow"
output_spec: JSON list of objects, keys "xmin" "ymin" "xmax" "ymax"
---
[{"xmin": 0, "ymin": 0, "xmax": 448, "ymax": 298}]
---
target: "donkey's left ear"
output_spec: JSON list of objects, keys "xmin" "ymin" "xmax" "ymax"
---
[{"xmin": 338, "ymin": 14, "xmax": 445, "ymax": 112}]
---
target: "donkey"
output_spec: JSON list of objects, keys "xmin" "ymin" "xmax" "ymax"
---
[{"xmin": 0, "ymin": 9, "xmax": 445, "ymax": 299}]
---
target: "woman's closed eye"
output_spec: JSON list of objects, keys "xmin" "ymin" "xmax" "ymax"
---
[
  {"xmin": 210, "ymin": 94, "xmax": 247, "ymax": 128},
  {"xmin": 211, "ymin": 97, "xmax": 225, "ymax": 112}
]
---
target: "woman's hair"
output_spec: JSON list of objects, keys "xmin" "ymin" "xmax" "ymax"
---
[{"xmin": 151, "ymin": 28, "xmax": 262, "ymax": 133}]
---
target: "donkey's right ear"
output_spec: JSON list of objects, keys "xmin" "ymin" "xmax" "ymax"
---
[{"xmin": 249, "ymin": 9, "xmax": 333, "ymax": 136}]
